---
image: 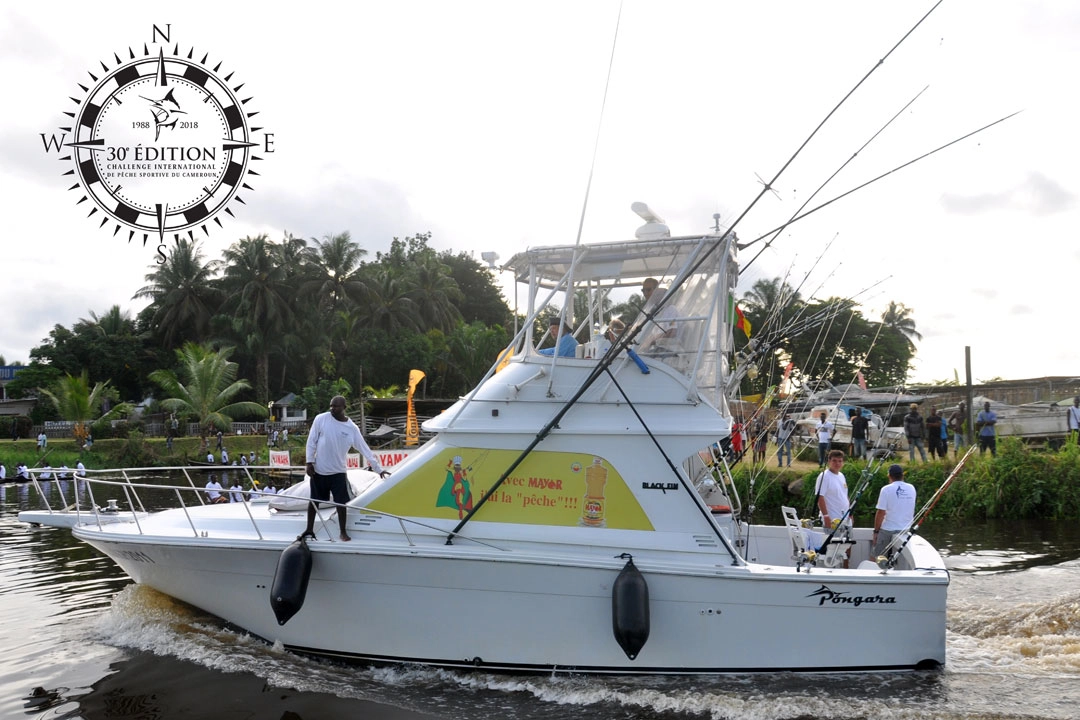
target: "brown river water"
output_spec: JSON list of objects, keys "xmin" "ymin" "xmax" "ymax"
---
[{"xmin": 3, "ymin": 479, "xmax": 1079, "ymax": 720}]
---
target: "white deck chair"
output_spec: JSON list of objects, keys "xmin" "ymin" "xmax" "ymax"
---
[{"xmin": 781, "ymin": 506, "xmax": 816, "ymax": 566}]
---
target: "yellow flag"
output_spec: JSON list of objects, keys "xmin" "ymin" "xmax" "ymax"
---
[{"xmin": 494, "ymin": 344, "xmax": 514, "ymax": 374}]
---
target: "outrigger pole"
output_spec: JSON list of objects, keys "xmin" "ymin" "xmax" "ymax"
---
[{"xmin": 444, "ymin": 1, "xmax": 944, "ymax": 546}]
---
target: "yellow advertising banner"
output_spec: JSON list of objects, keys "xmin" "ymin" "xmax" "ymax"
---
[
  {"xmin": 367, "ymin": 448, "xmax": 653, "ymax": 530},
  {"xmin": 405, "ymin": 369, "xmax": 425, "ymax": 446}
]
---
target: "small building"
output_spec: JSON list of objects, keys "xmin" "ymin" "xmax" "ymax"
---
[{"xmin": 270, "ymin": 393, "xmax": 307, "ymax": 426}]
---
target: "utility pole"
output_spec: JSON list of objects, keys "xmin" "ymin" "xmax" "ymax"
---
[{"xmin": 972, "ymin": 345, "xmax": 980, "ymax": 446}]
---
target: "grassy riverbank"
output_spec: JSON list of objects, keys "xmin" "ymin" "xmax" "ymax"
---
[
  {"xmin": 731, "ymin": 436, "xmax": 1080, "ymax": 523},
  {"xmin": 5, "ymin": 434, "xmax": 1078, "ymax": 522},
  {"xmin": 0, "ymin": 433, "xmax": 305, "ymax": 473}
]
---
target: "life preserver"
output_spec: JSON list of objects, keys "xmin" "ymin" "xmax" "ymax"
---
[{"xmin": 709, "ymin": 505, "xmax": 732, "ymax": 514}]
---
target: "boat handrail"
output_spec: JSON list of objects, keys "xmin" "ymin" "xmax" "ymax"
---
[{"xmin": 62, "ymin": 467, "xmax": 507, "ymax": 550}]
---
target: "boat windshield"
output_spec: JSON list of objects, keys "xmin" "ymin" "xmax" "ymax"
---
[{"xmin": 503, "ymin": 232, "xmax": 739, "ymax": 411}]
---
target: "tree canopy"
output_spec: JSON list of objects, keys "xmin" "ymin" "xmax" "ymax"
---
[
  {"xmin": 15, "ymin": 232, "xmax": 513, "ymax": 410},
  {"xmin": 736, "ymin": 277, "xmax": 920, "ymax": 397}
]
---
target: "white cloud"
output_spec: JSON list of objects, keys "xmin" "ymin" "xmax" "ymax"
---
[{"xmin": 1, "ymin": 0, "xmax": 1077, "ymax": 385}]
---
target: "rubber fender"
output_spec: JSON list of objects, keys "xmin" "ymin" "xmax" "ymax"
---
[
  {"xmin": 270, "ymin": 536, "xmax": 313, "ymax": 625},
  {"xmin": 612, "ymin": 557, "xmax": 650, "ymax": 660}
]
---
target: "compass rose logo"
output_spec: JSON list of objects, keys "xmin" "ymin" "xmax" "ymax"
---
[{"xmin": 39, "ymin": 24, "xmax": 275, "ymax": 256}]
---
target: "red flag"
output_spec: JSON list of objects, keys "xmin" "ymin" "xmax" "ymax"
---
[
  {"xmin": 734, "ymin": 303, "xmax": 752, "ymax": 339},
  {"xmin": 857, "ymin": 371, "xmax": 867, "ymax": 391}
]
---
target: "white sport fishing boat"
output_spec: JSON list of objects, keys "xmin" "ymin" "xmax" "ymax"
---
[{"xmin": 71, "ymin": 212, "xmax": 949, "ymax": 674}]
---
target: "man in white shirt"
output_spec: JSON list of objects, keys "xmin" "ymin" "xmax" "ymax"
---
[
  {"xmin": 229, "ymin": 480, "xmax": 245, "ymax": 503},
  {"xmin": 814, "ymin": 450, "xmax": 849, "ymax": 530},
  {"xmin": 873, "ymin": 464, "xmax": 917, "ymax": 557},
  {"xmin": 303, "ymin": 395, "xmax": 388, "ymax": 541},
  {"xmin": 814, "ymin": 412, "xmax": 834, "ymax": 467},
  {"xmin": 814, "ymin": 450, "xmax": 851, "ymax": 567},
  {"xmin": 205, "ymin": 475, "xmax": 226, "ymax": 503}
]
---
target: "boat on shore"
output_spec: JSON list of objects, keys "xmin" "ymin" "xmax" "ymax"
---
[
  {"xmin": 67, "ymin": 215, "xmax": 949, "ymax": 674},
  {"xmin": 944, "ymin": 396, "xmax": 1069, "ymax": 445},
  {"xmin": 795, "ymin": 403, "xmax": 909, "ymax": 454}
]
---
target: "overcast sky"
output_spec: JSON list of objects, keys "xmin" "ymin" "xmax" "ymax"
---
[{"xmin": 1, "ymin": 1, "xmax": 1076, "ymax": 388}]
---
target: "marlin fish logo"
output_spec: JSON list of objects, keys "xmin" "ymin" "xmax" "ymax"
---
[
  {"xmin": 806, "ymin": 584, "xmax": 897, "ymax": 607},
  {"xmin": 807, "ymin": 585, "xmax": 842, "ymax": 605},
  {"xmin": 141, "ymin": 88, "xmax": 187, "ymax": 141}
]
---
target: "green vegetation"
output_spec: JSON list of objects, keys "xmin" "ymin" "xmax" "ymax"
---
[
  {"xmin": 737, "ymin": 278, "xmax": 919, "ymax": 397},
  {"xmin": 149, "ymin": 343, "xmax": 268, "ymax": 448},
  {"xmin": 734, "ymin": 437, "xmax": 1080, "ymax": 523},
  {"xmin": 0, "ymin": 432, "xmax": 303, "ymax": 473},
  {"xmin": 38, "ymin": 370, "xmax": 130, "ymax": 448},
  {"xmin": 6, "ymin": 231, "xmax": 513, "ymax": 422}
]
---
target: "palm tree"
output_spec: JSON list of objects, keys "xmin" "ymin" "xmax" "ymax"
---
[
  {"xmin": 362, "ymin": 270, "xmax": 420, "ymax": 333},
  {"xmin": 149, "ymin": 343, "xmax": 267, "ymax": 449},
  {"xmin": 78, "ymin": 305, "xmax": 134, "ymax": 337},
  {"xmin": 881, "ymin": 301, "xmax": 923, "ymax": 351},
  {"xmin": 39, "ymin": 371, "xmax": 130, "ymax": 449},
  {"xmin": 303, "ymin": 232, "xmax": 370, "ymax": 314},
  {"xmin": 133, "ymin": 240, "xmax": 221, "ymax": 349},
  {"xmin": 216, "ymin": 235, "xmax": 296, "ymax": 403},
  {"xmin": 739, "ymin": 277, "xmax": 801, "ymax": 329},
  {"xmin": 408, "ymin": 257, "xmax": 463, "ymax": 333}
]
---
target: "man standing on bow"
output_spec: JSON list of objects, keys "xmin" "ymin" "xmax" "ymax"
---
[{"xmin": 303, "ymin": 395, "xmax": 388, "ymax": 541}]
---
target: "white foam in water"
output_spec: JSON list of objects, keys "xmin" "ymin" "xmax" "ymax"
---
[{"xmin": 88, "ymin": 582, "xmax": 1080, "ymax": 720}]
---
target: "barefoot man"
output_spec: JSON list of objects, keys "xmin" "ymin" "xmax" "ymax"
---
[{"xmin": 303, "ymin": 395, "xmax": 388, "ymax": 541}]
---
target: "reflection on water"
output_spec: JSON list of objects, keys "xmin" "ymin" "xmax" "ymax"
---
[
  {"xmin": 4, "ymin": 488, "xmax": 1080, "ymax": 720},
  {"xmin": 925, "ymin": 517, "xmax": 1080, "ymax": 573}
]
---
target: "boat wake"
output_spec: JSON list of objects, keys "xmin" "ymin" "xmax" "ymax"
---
[
  {"xmin": 948, "ymin": 589, "xmax": 1080, "ymax": 676},
  {"xmin": 88, "ymin": 583, "xmax": 1080, "ymax": 720}
]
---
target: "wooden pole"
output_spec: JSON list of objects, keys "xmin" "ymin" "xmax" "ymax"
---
[{"xmin": 964, "ymin": 346, "xmax": 975, "ymax": 447}]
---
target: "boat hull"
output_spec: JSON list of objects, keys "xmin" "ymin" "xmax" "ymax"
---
[{"xmin": 77, "ymin": 526, "xmax": 946, "ymax": 673}]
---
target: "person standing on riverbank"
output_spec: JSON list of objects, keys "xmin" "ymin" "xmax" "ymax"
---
[
  {"xmin": 1067, "ymin": 397, "xmax": 1080, "ymax": 445},
  {"xmin": 925, "ymin": 407, "xmax": 944, "ymax": 459},
  {"xmin": 904, "ymin": 404, "xmax": 928, "ymax": 462},
  {"xmin": 977, "ymin": 401, "xmax": 997, "ymax": 456},
  {"xmin": 949, "ymin": 401, "xmax": 967, "ymax": 457},
  {"xmin": 776, "ymin": 412, "xmax": 796, "ymax": 467},
  {"xmin": 849, "ymin": 409, "xmax": 869, "ymax": 460},
  {"xmin": 303, "ymin": 395, "xmax": 388, "ymax": 541},
  {"xmin": 815, "ymin": 412, "xmax": 834, "ymax": 467}
]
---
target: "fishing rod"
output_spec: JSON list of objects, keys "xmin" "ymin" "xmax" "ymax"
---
[
  {"xmin": 881, "ymin": 443, "xmax": 979, "ymax": 567},
  {"xmin": 445, "ymin": 4, "xmax": 946, "ymax": 545},
  {"xmin": 804, "ymin": 371, "xmax": 910, "ymax": 529},
  {"xmin": 744, "ymin": 110, "xmax": 1022, "ymax": 247},
  {"xmin": 815, "ymin": 461, "xmax": 877, "ymax": 557},
  {"xmin": 612, "ymin": 0, "xmax": 946, "ymax": 346},
  {"xmin": 741, "ymin": 85, "xmax": 930, "ymax": 273}
]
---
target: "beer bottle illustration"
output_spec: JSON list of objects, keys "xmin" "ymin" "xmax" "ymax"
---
[{"xmin": 581, "ymin": 457, "xmax": 608, "ymax": 527}]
